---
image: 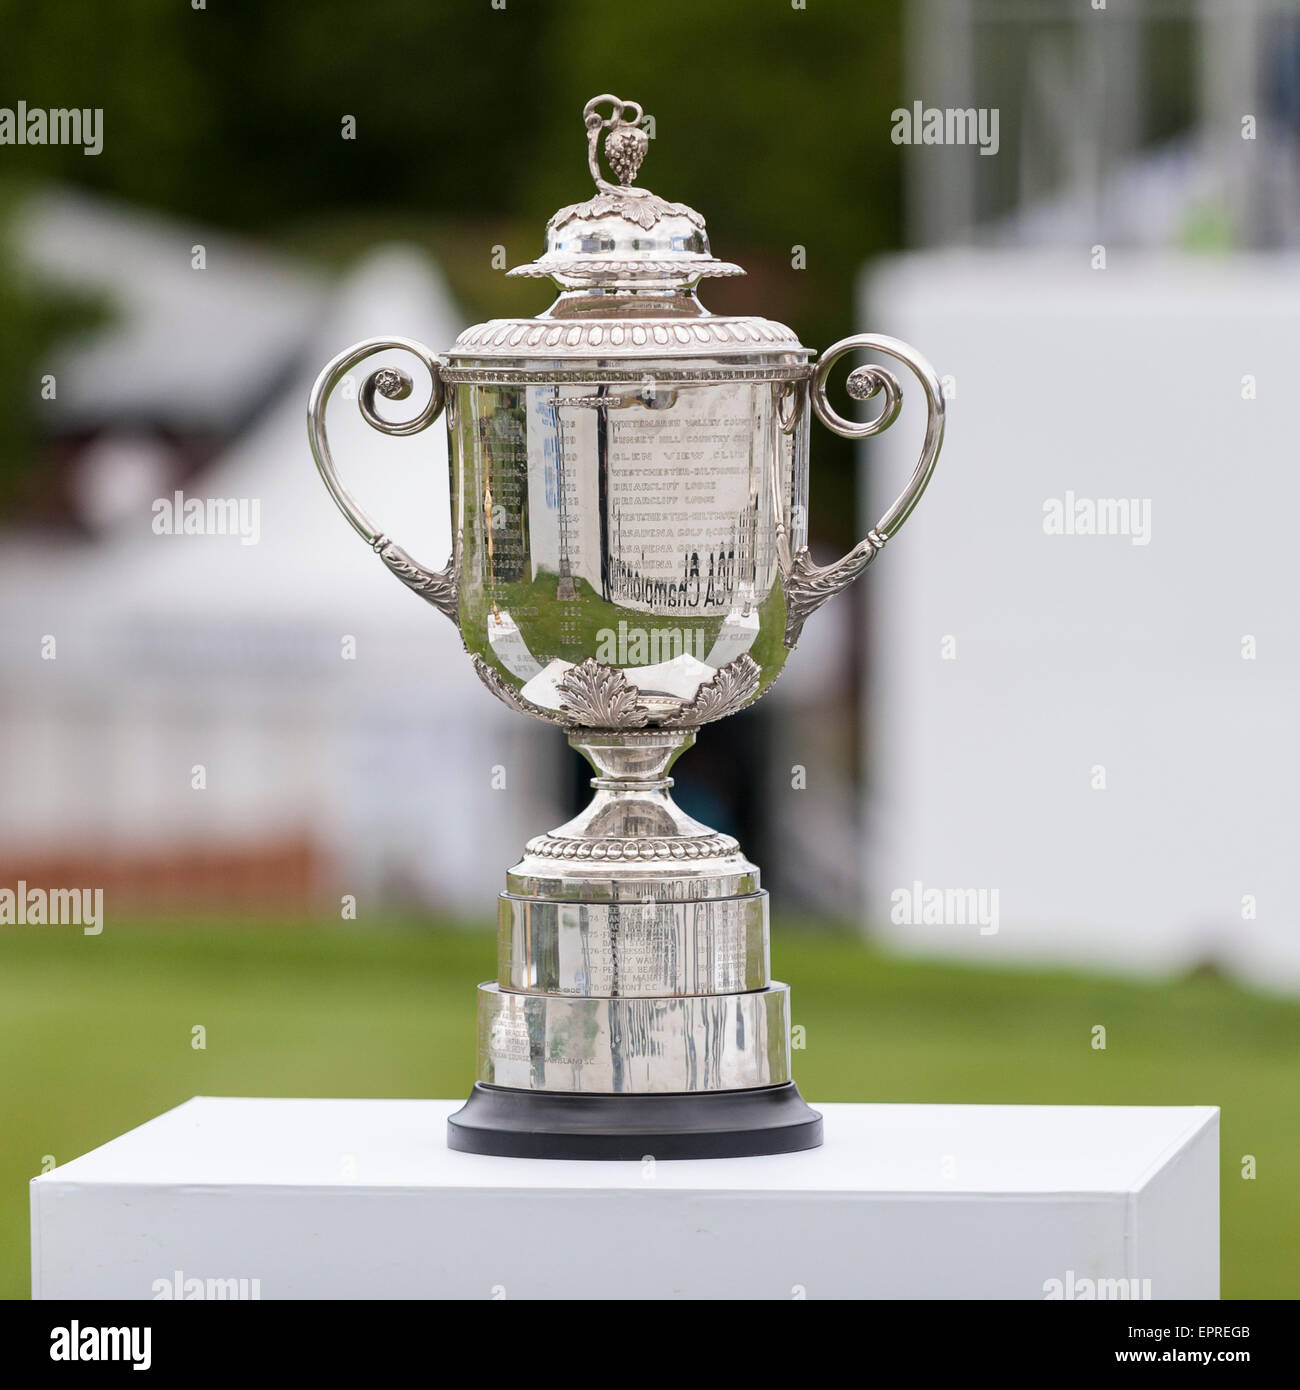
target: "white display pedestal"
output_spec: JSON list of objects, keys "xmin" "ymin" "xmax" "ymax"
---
[{"xmin": 31, "ymin": 1098, "xmax": 1218, "ymax": 1300}]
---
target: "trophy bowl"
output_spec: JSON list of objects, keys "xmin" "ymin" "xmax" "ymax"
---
[{"xmin": 307, "ymin": 94, "xmax": 945, "ymax": 1159}]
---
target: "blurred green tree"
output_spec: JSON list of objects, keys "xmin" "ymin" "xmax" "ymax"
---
[{"xmin": 0, "ymin": 189, "xmax": 104, "ymax": 505}]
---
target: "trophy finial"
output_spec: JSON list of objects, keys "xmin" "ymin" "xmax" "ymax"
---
[
  {"xmin": 506, "ymin": 92, "xmax": 738, "ymax": 283},
  {"xmin": 583, "ymin": 93, "xmax": 647, "ymax": 190}
]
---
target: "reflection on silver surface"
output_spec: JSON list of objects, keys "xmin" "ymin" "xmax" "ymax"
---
[
  {"xmin": 499, "ymin": 891, "xmax": 769, "ymax": 997},
  {"xmin": 448, "ymin": 369, "xmax": 805, "ymax": 727},
  {"xmin": 476, "ymin": 981, "xmax": 792, "ymax": 1093}
]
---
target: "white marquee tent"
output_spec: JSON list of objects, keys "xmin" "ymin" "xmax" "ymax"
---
[{"xmin": 0, "ymin": 210, "xmax": 561, "ymax": 915}]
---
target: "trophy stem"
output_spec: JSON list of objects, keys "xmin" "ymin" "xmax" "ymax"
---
[{"xmin": 545, "ymin": 728, "xmax": 720, "ymax": 848}]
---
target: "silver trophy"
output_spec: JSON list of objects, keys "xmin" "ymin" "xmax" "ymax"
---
[{"xmin": 308, "ymin": 94, "xmax": 945, "ymax": 1158}]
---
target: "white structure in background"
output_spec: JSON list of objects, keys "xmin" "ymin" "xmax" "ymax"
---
[
  {"xmin": 862, "ymin": 251, "xmax": 1300, "ymax": 993},
  {"xmin": 14, "ymin": 186, "xmax": 329, "ymax": 436},
  {"xmin": 0, "ymin": 190, "xmax": 561, "ymax": 913}
]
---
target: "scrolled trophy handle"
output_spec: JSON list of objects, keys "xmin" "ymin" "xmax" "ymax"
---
[
  {"xmin": 307, "ymin": 336, "xmax": 458, "ymax": 624},
  {"xmin": 779, "ymin": 333, "xmax": 945, "ymax": 648}
]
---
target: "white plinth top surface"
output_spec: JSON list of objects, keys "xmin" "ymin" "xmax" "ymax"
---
[
  {"xmin": 41, "ymin": 1096, "xmax": 1216, "ymax": 1195},
  {"xmin": 33, "ymin": 1098, "xmax": 1219, "ymax": 1298}
]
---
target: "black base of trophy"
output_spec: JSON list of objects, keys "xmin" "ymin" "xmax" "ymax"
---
[{"xmin": 446, "ymin": 1082, "xmax": 823, "ymax": 1160}]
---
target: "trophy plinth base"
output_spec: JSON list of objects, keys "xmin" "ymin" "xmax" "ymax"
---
[{"xmin": 447, "ymin": 1083, "xmax": 823, "ymax": 1161}]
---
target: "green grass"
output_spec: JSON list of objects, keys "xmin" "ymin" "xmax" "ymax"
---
[{"xmin": 3, "ymin": 922, "xmax": 1297, "ymax": 1299}]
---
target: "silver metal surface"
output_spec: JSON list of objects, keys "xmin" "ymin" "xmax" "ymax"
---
[
  {"xmin": 499, "ymin": 891, "xmax": 769, "ymax": 997},
  {"xmin": 810, "ymin": 333, "xmax": 945, "ymax": 539},
  {"xmin": 449, "ymin": 316, "xmax": 805, "ymax": 359},
  {"xmin": 507, "ymin": 93, "xmax": 746, "ymax": 290},
  {"xmin": 306, "ymin": 336, "xmax": 458, "ymax": 624},
  {"xmin": 476, "ymin": 981, "xmax": 792, "ymax": 1093},
  {"xmin": 446, "ymin": 369, "xmax": 806, "ymax": 729},
  {"xmin": 306, "ymin": 91, "xmax": 947, "ymax": 1108},
  {"xmin": 505, "ymin": 730, "xmax": 762, "ymax": 904},
  {"xmin": 779, "ymin": 333, "xmax": 947, "ymax": 646}
]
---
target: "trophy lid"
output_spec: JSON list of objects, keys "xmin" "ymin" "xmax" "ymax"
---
[{"xmin": 507, "ymin": 94, "xmax": 746, "ymax": 292}]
